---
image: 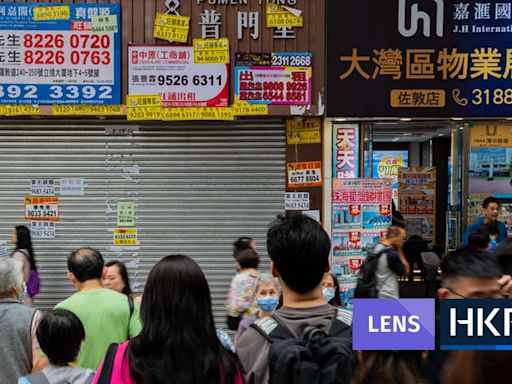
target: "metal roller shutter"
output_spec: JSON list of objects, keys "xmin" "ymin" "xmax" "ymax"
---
[{"xmin": 0, "ymin": 120, "xmax": 285, "ymax": 326}]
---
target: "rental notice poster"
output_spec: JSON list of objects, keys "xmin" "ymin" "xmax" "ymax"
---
[{"xmin": 332, "ymin": 178, "xmax": 392, "ymax": 309}]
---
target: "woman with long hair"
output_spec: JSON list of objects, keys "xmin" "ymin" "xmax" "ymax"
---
[
  {"xmin": 93, "ymin": 255, "xmax": 243, "ymax": 384},
  {"xmin": 11, "ymin": 225, "xmax": 38, "ymax": 307},
  {"xmin": 321, "ymin": 272, "xmax": 343, "ymax": 307},
  {"xmin": 103, "ymin": 260, "xmax": 142, "ymax": 306}
]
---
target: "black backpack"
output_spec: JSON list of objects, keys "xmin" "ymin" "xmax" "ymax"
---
[
  {"xmin": 250, "ymin": 308, "xmax": 354, "ymax": 384},
  {"xmin": 354, "ymin": 245, "xmax": 391, "ymax": 299}
]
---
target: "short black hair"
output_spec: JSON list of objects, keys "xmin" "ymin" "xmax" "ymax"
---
[
  {"xmin": 233, "ymin": 237, "xmax": 253, "ymax": 252},
  {"xmin": 267, "ymin": 214, "xmax": 330, "ymax": 294},
  {"xmin": 68, "ymin": 247, "xmax": 104, "ymax": 282},
  {"xmin": 468, "ymin": 227, "xmax": 490, "ymax": 250},
  {"xmin": 235, "ymin": 248, "xmax": 260, "ymax": 269},
  {"xmin": 483, "ymin": 196, "xmax": 500, "ymax": 209},
  {"xmin": 493, "ymin": 238, "xmax": 512, "ymax": 274},
  {"xmin": 440, "ymin": 248, "xmax": 501, "ymax": 287},
  {"xmin": 37, "ymin": 309, "xmax": 85, "ymax": 366}
]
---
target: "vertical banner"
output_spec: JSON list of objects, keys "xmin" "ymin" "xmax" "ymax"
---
[
  {"xmin": 332, "ymin": 124, "xmax": 359, "ymax": 179},
  {"xmin": 398, "ymin": 167, "xmax": 437, "ymax": 241},
  {"xmin": 332, "ymin": 179, "xmax": 392, "ymax": 309}
]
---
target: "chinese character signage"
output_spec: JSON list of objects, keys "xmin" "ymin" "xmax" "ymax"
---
[
  {"xmin": 117, "ymin": 201, "xmax": 135, "ymax": 227},
  {"xmin": 30, "ymin": 179, "xmax": 55, "ymax": 196},
  {"xmin": 284, "ymin": 192, "xmax": 310, "ymax": 210},
  {"xmin": 286, "ymin": 118, "xmax": 321, "ymax": 144},
  {"xmin": 398, "ymin": 167, "xmax": 436, "ymax": 241},
  {"xmin": 128, "ymin": 46, "xmax": 229, "ymax": 107},
  {"xmin": 287, "ymin": 161, "xmax": 322, "ymax": 188},
  {"xmin": 333, "ymin": 124, "xmax": 360, "ymax": 179},
  {"xmin": 113, "ymin": 228, "xmax": 138, "ymax": 246},
  {"xmin": 60, "ymin": 178, "xmax": 85, "ymax": 196},
  {"xmin": 31, "ymin": 221, "xmax": 56, "ymax": 239},
  {"xmin": 327, "ymin": 0, "xmax": 512, "ymax": 117},
  {"xmin": 25, "ymin": 196, "xmax": 59, "ymax": 221},
  {"xmin": 332, "ymin": 178, "xmax": 392, "ymax": 309},
  {"xmin": 0, "ymin": 3, "xmax": 121, "ymax": 105}
]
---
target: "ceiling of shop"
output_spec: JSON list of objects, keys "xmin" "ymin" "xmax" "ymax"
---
[{"xmin": 370, "ymin": 121, "xmax": 455, "ymax": 143}]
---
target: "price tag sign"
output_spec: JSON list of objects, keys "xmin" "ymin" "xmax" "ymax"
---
[
  {"xmin": 233, "ymin": 103, "xmax": 268, "ymax": 116},
  {"xmin": 52, "ymin": 105, "xmax": 122, "ymax": 115},
  {"xmin": 31, "ymin": 179, "xmax": 55, "ymax": 196},
  {"xmin": 0, "ymin": 105, "xmax": 42, "ymax": 116},
  {"xmin": 287, "ymin": 161, "xmax": 323, "ymax": 188},
  {"xmin": 91, "ymin": 15, "xmax": 118, "ymax": 33},
  {"xmin": 266, "ymin": 4, "xmax": 303, "ymax": 28},
  {"xmin": 285, "ymin": 192, "xmax": 310, "ymax": 210},
  {"xmin": 31, "ymin": 221, "xmax": 56, "ymax": 239},
  {"xmin": 25, "ymin": 196, "xmax": 60, "ymax": 221},
  {"xmin": 193, "ymin": 38, "xmax": 230, "ymax": 64},
  {"xmin": 127, "ymin": 106, "xmax": 162, "ymax": 121},
  {"xmin": 153, "ymin": 12, "xmax": 190, "ymax": 43},
  {"xmin": 33, "ymin": 5, "xmax": 70, "ymax": 21},
  {"xmin": 117, "ymin": 202, "xmax": 135, "ymax": 227},
  {"xmin": 113, "ymin": 228, "xmax": 138, "ymax": 246}
]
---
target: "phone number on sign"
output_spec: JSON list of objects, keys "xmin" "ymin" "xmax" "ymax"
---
[{"xmin": 0, "ymin": 85, "xmax": 113, "ymax": 103}]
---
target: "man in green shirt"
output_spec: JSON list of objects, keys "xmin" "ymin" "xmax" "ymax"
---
[{"xmin": 56, "ymin": 247, "xmax": 141, "ymax": 370}]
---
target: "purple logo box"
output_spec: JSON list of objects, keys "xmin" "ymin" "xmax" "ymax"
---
[{"xmin": 353, "ymin": 299, "xmax": 435, "ymax": 350}]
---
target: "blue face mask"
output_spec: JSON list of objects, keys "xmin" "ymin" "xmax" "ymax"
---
[
  {"xmin": 323, "ymin": 287, "xmax": 335, "ymax": 303},
  {"xmin": 19, "ymin": 282, "xmax": 27, "ymax": 303},
  {"xmin": 257, "ymin": 296, "xmax": 279, "ymax": 313}
]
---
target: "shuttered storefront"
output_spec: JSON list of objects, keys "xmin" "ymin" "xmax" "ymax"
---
[{"xmin": 0, "ymin": 120, "xmax": 285, "ymax": 326}]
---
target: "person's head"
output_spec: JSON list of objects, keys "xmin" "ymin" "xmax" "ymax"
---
[
  {"xmin": 129, "ymin": 255, "xmax": 239, "ymax": 384},
  {"xmin": 384, "ymin": 226, "xmax": 407, "ymax": 249},
  {"xmin": 103, "ymin": 260, "xmax": 132, "ymax": 296},
  {"xmin": 482, "ymin": 197, "xmax": 500, "ymax": 223},
  {"xmin": 12, "ymin": 225, "xmax": 36, "ymax": 270},
  {"xmin": 468, "ymin": 227, "xmax": 491, "ymax": 250},
  {"xmin": 233, "ymin": 236, "xmax": 257, "ymax": 254},
  {"xmin": 267, "ymin": 214, "xmax": 330, "ymax": 294},
  {"xmin": 438, "ymin": 248, "xmax": 503, "ymax": 299},
  {"xmin": 322, "ymin": 273, "xmax": 342, "ymax": 307},
  {"xmin": 67, "ymin": 247, "xmax": 105, "ymax": 285},
  {"xmin": 494, "ymin": 238, "xmax": 512, "ymax": 274},
  {"xmin": 253, "ymin": 273, "xmax": 280, "ymax": 314},
  {"xmin": 443, "ymin": 350, "xmax": 512, "ymax": 384},
  {"xmin": 234, "ymin": 248, "xmax": 260, "ymax": 270},
  {"xmin": 36, "ymin": 309, "xmax": 85, "ymax": 366},
  {"xmin": 355, "ymin": 350, "xmax": 425, "ymax": 384},
  {"xmin": 0, "ymin": 257, "xmax": 24, "ymax": 300}
]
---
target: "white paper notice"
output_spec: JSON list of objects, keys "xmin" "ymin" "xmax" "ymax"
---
[
  {"xmin": 60, "ymin": 178, "xmax": 85, "ymax": 196},
  {"xmin": 31, "ymin": 179, "xmax": 55, "ymax": 196},
  {"xmin": 285, "ymin": 192, "xmax": 310, "ymax": 210},
  {"xmin": 30, "ymin": 221, "xmax": 56, "ymax": 239}
]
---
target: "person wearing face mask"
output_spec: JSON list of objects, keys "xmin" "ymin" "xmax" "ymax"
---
[
  {"xmin": 235, "ymin": 273, "xmax": 280, "ymax": 342},
  {"xmin": 0, "ymin": 257, "xmax": 42, "ymax": 383},
  {"xmin": 321, "ymin": 272, "xmax": 343, "ymax": 307}
]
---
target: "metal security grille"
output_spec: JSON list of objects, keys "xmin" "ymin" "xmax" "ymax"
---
[{"xmin": 0, "ymin": 120, "xmax": 285, "ymax": 326}]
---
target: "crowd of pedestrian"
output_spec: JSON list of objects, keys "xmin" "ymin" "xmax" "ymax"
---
[{"xmin": 1, "ymin": 200, "xmax": 512, "ymax": 383}]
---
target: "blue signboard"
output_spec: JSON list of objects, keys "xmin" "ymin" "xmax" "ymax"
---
[{"xmin": 0, "ymin": 3, "xmax": 121, "ymax": 104}]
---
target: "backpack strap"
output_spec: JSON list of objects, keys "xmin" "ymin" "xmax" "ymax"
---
[
  {"xmin": 24, "ymin": 372, "xmax": 51, "ymax": 384},
  {"xmin": 128, "ymin": 295, "xmax": 134, "ymax": 318},
  {"xmin": 97, "ymin": 343, "xmax": 119, "ymax": 384},
  {"xmin": 250, "ymin": 314, "xmax": 295, "ymax": 343},
  {"xmin": 328, "ymin": 308, "xmax": 352, "ymax": 337}
]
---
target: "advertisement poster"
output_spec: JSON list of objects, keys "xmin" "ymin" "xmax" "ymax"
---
[
  {"xmin": 332, "ymin": 124, "xmax": 360, "ymax": 179},
  {"xmin": 30, "ymin": 221, "xmax": 56, "ymax": 239},
  {"xmin": 31, "ymin": 179, "xmax": 55, "ymax": 196},
  {"xmin": 398, "ymin": 167, "xmax": 436, "ymax": 241},
  {"xmin": 117, "ymin": 201, "xmax": 135, "ymax": 227},
  {"xmin": 234, "ymin": 66, "xmax": 312, "ymax": 105},
  {"xmin": 332, "ymin": 178, "xmax": 392, "ymax": 308},
  {"xmin": 128, "ymin": 46, "xmax": 229, "ymax": 107},
  {"xmin": 286, "ymin": 118, "xmax": 321, "ymax": 145},
  {"xmin": 60, "ymin": 178, "xmax": 85, "ymax": 196},
  {"xmin": 287, "ymin": 161, "xmax": 322, "ymax": 188},
  {"xmin": 25, "ymin": 196, "xmax": 59, "ymax": 221},
  {"xmin": 0, "ymin": 3, "xmax": 121, "ymax": 104},
  {"xmin": 327, "ymin": 0, "xmax": 512, "ymax": 117},
  {"xmin": 113, "ymin": 228, "xmax": 138, "ymax": 246},
  {"xmin": 284, "ymin": 192, "xmax": 309, "ymax": 211}
]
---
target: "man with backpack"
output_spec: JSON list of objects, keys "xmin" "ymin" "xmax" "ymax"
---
[{"xmin": 236, "ymin": 215, "xmax": 353, "ymax": 384}]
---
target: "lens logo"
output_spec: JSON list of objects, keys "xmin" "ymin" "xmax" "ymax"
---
[
  {"xmin": 353, "ymin": 299, "xmax": 435, "ymax": 350},
  {"xmin": 441, "ymin": 299, "xmax": 512, "ymax": 350}
]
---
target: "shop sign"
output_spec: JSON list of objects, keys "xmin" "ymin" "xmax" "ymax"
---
[
  {"xmin": 25, "ymin": 196, "xmax": 59, "ymax": 221},
  {"xmin": 128, "ymin": 46, "xmax": 229, "ymax": 107},
  {"xmin": 0, "ymin": 3, "xmax": 121, "ymax": 105},
  {"xmin": 332, "ymin": 124, "xmax": 360, "ymax": 179},
  {"xmin": 30, "ymin": 179, "xmax": 55, "ymax": 196},
  {"xmin": 286, "ymin": 117, "xmax": 321, "ymax": 144},
  {"xmin": 113, "ymin": 228, "xmax": 138, "ymax": 246},
  {"xmin": 30, "ymin": 221, "xmax": 56, "ymax": 239},
  {"xmin": 60, "ymin": 178, "xmax": 85, "ymax": 196},
  {"xmin": 234, "ymin": 66, "xmax": 312, "ymax": 105},
  {"xmin": 287, "ymin": 161, "xmax": 322, "ymax": 188},
  {"xmin": 284, "ymin": 192, "xmax": 310, "ymax": 210},
  {"xmin": 470, "ymin": 125, "xmax": 512, "ymax": 148},
  {"xmin": 326, "ymin": 0, "xmax": 512, "ymax": 117},
  {"xmin": 153, "ymin": 13, "xmax": 189, "ymax": 43}
]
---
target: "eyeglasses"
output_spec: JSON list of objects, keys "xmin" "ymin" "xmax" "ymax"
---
[
  {"xmin": 446, "ymin": 288, "xmax": 466, "ymax": 298},
  {"xmin": 446, "ymin": 287, "xmax": 504, "ymax": 299}
]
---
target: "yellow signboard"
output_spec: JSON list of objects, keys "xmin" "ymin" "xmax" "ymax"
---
[
  {"xmin": 52, "ymin": 105, "xmax": 123, "ymax": 116},
  {"xmin": 266, "ymin": 4, "xmax": 303, "ymax": 28},
  {"xmin": 33, "ymin": 5, "xmax": 70, "ymax": 21},
  {"xmin": 163, "ymin": 107, "xmax": 234, "ymax": 121},
  {"xmin": 233, "ymin": 103, "xmax": 269, "ymax": 116},
  {"xmin": 126, "ymin": 95, "xmax": 162, "ymax": 107},
  {"xmin": 127, "ymin": 107, "xmax": 162, "ymax": 121},
  {"xmin": 286, "ymin": 118, "xmax": 322, "ymax": 144},
  {"xmin": 470, "ymin": 125, "xmax": 512, "ymax": 148},
  {"xmin": 193, "ymin": 38, "xmax": 230, "ymax": 64},
  {"xmin": 113, "ymin": 228, "xmax": 138, "ymax": 246},
  {"xmin": 390, "ymin": 89, "xmax": 446, "ymax": 108},
  {"xmin": 0, "ymin": 105, "xmax": 42, "ymax": 116},
  {"xmin": 153, "ymin": 13, "xmax": 190, "ymax": 43}
]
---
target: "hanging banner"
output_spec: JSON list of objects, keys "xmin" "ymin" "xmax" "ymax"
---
[
  {"xmin": 25, "ymin": 196, "xmax": 59, "ymax": 221},
  {"xmin": 287, "ymin": 161, "xmax": 322, "ymax": 188},
  {"xmin": 234, "ymin": 66, "xmax": 312, "ymax": 105},
  {"xmin": 327, "ymin": 0, "xmax": 512, "ymax": 117},
  {"xmin": 398, "ymin": 167, "xmax": 437, "ymax": 241},
  {"xmin": 30, "ymin": 221, "xmax": 56, "ymax": 239},
  {"xmin": 128, "ymin": 46, "xmax": 229, "ymax": 107},
  {"xmin": 331, "ymin": 178, "xmax": 393, "ymax": 310},
  {"xmin": 332, "ymin": 124, "xmax": 360, "ymax": 179},
  {"xmin": 0, "ymin": 3, "xmax": 121, "ymax": 105}
]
